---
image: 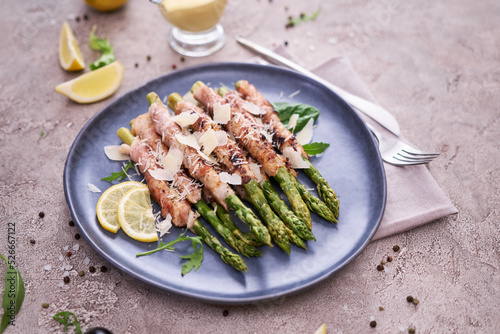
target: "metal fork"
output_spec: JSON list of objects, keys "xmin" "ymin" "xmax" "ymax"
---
[{"xmin": 366, "ymin": 123, "xmax": 439, "ymax": 166}]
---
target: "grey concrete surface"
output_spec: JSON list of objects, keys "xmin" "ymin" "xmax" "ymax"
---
[{"xmin": 0, "ymin": 0, "xmax": 499, "ymax": 333}]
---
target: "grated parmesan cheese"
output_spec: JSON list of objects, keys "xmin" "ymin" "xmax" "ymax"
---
[
  {"xmin": 213, "ymin": 102, "xmax": 231, "ymax": 124},
  {"xmin": 249, "ymin": 163, "xmax": 263, "ymax": 183},
  {"xmin": 215, "ymin": 131, "xmax": 228, "ymax": 146},
  {"xmin": 156, "ymin": 213, "xmax": 172, "ymax": 237},
  {"xmin": 149, "ymin": 168, "xmax": 174, "ymax": 181},
  {"xmin": 104, "ymin": 145, "xmax": 130, "ymax": 161},
  {"xmin": 242, "ymin": 101, "xmax": 266, "ymax": 115},
  {"xmin": 182, "ymin": 91, "xmax": 199, "ymax": 105},
  {"xmin": 287, "ymin": 114, "xmax": 299, "ymax": 130},
  {"xmin": 161, "ymin": 148, "xmax": 183, "ymax": 176},
  {"xmin": 175, "ymin": 133, "xmax": 200, "ymax": 150},
  {"xmin": 172, "ymin": 112, "xmax": 199, "ymax": 128},
  {"xmin": 199, "ymin": 129, "xmax": 218, "ymax": 156},
  {"xmin": 87, "ymin": 183, "xmax": 101, "ymax": 193}
]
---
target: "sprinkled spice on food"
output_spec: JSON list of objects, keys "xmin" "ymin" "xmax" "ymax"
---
[
  {"xmin": 147, "ymin": 55, "xmax": 151, "ymax": 62},
  {"xmin": 78, "ymin": 270, "xmax": 85, "ymax": 277},
  {"xmin": 66, "ymin": 252, "xmax": 72, "ymax": 257},
  {"xmin": 412, "ymin": 298, "xmax": 419, "ymax": 305},
  {"xmin": 408, "ymin": 328, "xmax": 416, "ymax": 334},
  {"xmin": 387, "ymin": 256, "xmax": 393, "ymax": 262},
  {"xmin": 378, "ymin": 307, "xmax": 384, "ymax": 311}
]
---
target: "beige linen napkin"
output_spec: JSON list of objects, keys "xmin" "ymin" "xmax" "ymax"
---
[{"xmin": 257, "ymin": 48, "xmax": 458, "ymax": 240}]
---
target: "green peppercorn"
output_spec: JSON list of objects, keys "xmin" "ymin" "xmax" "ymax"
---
[
  {"xmin": 41, "ymin": 303, "xmax": 49, "ymax": 309},
  {"xmin": 408, "ymin": 328, "xmax": 416, "ymax": 334},
  {"xmin": 78, "ymin": 270, "xmax": 85, "ymax": 277}
]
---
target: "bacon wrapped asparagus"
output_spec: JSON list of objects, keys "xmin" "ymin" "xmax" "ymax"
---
[
  {"xmin": 146, "ymin": 92, "xmax": 272, "ymax": 247},
  {"xmin": 116, "ymin": 127, "xmax": 247, "ymax": 271},
  {"xmin": 235, "ymin": 80, "xmax": 339, "ymax": 219},
  {"xmin": 168, "ymin": 93, "xmax": 315, "ymax": 252},
  {"xmin": 191, "ymin": 81, "xmax": 312, "ymax": 229}
]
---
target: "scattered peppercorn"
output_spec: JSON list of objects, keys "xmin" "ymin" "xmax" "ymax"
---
[
  {"xmin": 63, "ymin": 276, "xmax": 70, "ymax": 284},
  {"xmin": 66, "ymin": 252, "xmax": 72, "ymax": 257},
  {"xmin": 39, "ymin": 212, "xmax": 45, "ymax": 218},
  {"xmin": 89, "ymin": 266, "xmax": 96, "ymax": 273},
  {"xmin": 101, "ymin": 266, "xmax": 108, "ymax": 273},
  {"xmin": 412, "ymin": 298, "xmax": 419, "ymax": 305},
  {"xmin": 78, "ymin": 270, "xmax": 85, "ymax": 277},
  {"xmin": 171, "ymin": 64, "xmax": 177, "ymax": 70},
  {"xmin": 180, "ymin": 57, "xmax": 185, "ymax": 62},
  {"xmin": 135, "ymin": 63, "xmax": 139, "ymax": 68},
  {"xmin": 30, "ymin": 239, "xmax": 36, "ymax": 245},
  {"xmin": 76, "ymin": 16, "xmax": 80, "ymax": 22},
  {"xmin": 376, "ymin": 264, "xmax": 384, "ymax": 271},
  {"xmin": 387, "ymin": 256, "xmax": 393, "ymax": 262},
  {"xmin": 75, "ymin": 233, "xmax": 81, "ymax": 240},
  {"xmin": 84, "ymin": 14, "xmax": 89, "ymax": 21},
  {"xmin": 147, "ymin": 55, "xmax": 151, "ymax": 62},
  {"xmin": 380, "ymin": 259, "xmax": 386, "ymax": 265},
  {"xmin": 393, "ymin": 245, "xmax": 400, "ymax": 252},
  {"xmin": 42, "ymin": 303, "xmax": 49, "ymax": 309},
  {"xmin": 300, "ymin": 13, "xmax": 305, "ymax": 19},
  {"xmin": 222, "ymin": 310, "xmax": 229, "ymax": 317},
  {"xmin": 69, "ymin": 220, "xmax": 75, "ymax": 227},
  {"xmin": 408, "ymin": 328, "xmax": 416, "ymax": 334},
  {"xmin": 378, "ymin": 307, "xmax": 384, "ymax": 311},
  {"xmin": 284, "ymin": 41, "xmax": 288, "ymax": 46},
  {"xmin": 369, "ymin": 320, "xmax": 377, "ymax": 328},
  {"xmin": 406, "ymin": 296, "xmax": 414, "ymax": 303}
]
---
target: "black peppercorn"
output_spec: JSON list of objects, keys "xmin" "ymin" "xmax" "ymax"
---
[
  {"xmin": 376, "ymin": 264, "xmax": 384, "ymax": 271},
  {"xmin": 387, "ymin": 256, "xmax": 393, "ymax": 262},
  {"xmin": 75, "ymin": 233, "xmax": 81, "ymax": 240},
  {"xmin": 69, "ymin": 221, "xmax": 75, "ymax": 227},
  {"xmin": 406, "ymin": 296, "xmax": 414, "ymax": 303},
  {"xmin": 30, "ymin": 239, "xmax": 36, "ymax": 245},
  {"xmin": 101, "ymin": 266, "xmax": 108, "ymax": 273},
  {"xmin": 89, "ymin": 266, "xmax": 96, "ymax": 273},
  {"xmin": 63, "ymin": 276, "xmax": 70, "ymax": 284},
  {"xmin": 370, "ymin": 320, "xmax": 377, "ymax": 328},
  {"xmin": 39, "ymin": 212, "xmax": 45, "ymax": 218},
  {"xmin": 222, "ymin": 310, "xmax": 229, "ymax": 317},
  {"xmin": 393, "ymin": 245, "xmax": 400, "ymax": 252}
]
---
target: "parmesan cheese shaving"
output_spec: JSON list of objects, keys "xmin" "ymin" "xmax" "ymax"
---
[
  {"xmin": 213, "ymin": 102, "xmax": 231, "ymax": 124},
  {"xmin": 172, "ymin": 112, "xmax": 199, "ymax": 128},
  {"xmin": 104, "ymin": 145, "xmax": 130, "ymax": 161},
  {"xmin": 287, "ymin": 114, "xmax": 299, "ymax": 130},
  {"xmin": 249, "ymin": 163, "xmax": 263, "ymax": 183},
  {"xmin": 149, "ymin": 168, "xmax": 174, "ymax": 181},
  {"xmin": 161, "ymin": 148, "xmax": 183, "ymax": 175},
  {"xmin": 199, "ymin": 129, "xmax": 218, "ymax": 156},
  {"xmin": 156, "ymin": 213, "xmax": 172, "ymax": 237},
  {"xmin": 295, "ymin": 118, "xmax": 314, "ymax": 145},
  {"xmin": 182, "ymin": 91, "xmax": 199, "ymax": 105},
  {"xmin": 175, "ymin": 133, "xmax": 200, "ymax": 150},
  {"xmin": 119, "ymin": 144, "xmax": 131, "ymax": 156},
  {"xmin": 87, "ymin": 183, "xmax": 101, "ymax": 193},
  {"xmin": 215, "ymin": 131, "xmax": 228, "ymax": 146},
  {"xmin": 219, "ymin": 172, "xmax": 242, "ymax": 185},
  {"xmin": 198, "ymin": 151, "xmax": 218, "ymax": 164},
  {"xmin": 283, "ymin": 147, "xmax": 310, "ymax": 169},
  {"xmin": 242, "ymin": 101, "xmax": 266, "ymax": 115}
]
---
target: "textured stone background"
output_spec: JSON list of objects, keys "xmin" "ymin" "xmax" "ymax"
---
[{"xmin": 0, "ymin": 0, "xmax": 499, "ymax": 333}]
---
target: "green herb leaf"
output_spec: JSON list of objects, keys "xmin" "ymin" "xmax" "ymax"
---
[
  {"xmin": 303, "ymin": 142, "xmax": 330, "ymax": 155},
  {"xmin": 101, "ymin": 161, "xmax": 134, "ymax": 182},
  {"xmin": 89, "ymin": 25, "xmax": 115, "ymax": 71},
  {"xmin": 180, "ymin": 237, "xmax": 203, "ymax": 276},
  {"xmin": 0, "ymin": 254, "xmax": 25, "ymax": 334},
  {"xmin": 272, "ymin": 102, "xmax": 320, "ymax": 133},
  {"xmin": 287, "ymin": 6, "xmax": 322, "ymax": 27},
  {"xmin": 52, "ymin": 311, "xmax": 82, "ymax": 334}
]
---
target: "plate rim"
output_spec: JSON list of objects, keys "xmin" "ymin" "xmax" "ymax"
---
[{"xmin": 63, "ymin": 61, "xmax": 386, "ymax": 304}]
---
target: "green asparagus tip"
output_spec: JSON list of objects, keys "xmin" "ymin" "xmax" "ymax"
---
[
  {"xmin": 190, "ymin": 81, "xmax": 205, "ymax": 93},
  {"xmin": 129, "ymin": 118, "xmax": 135, "ymax": 127},
  {"xmin": 117, "ymin": 127, "xmax": 135, "ymax": 146},
  {"xmin": 147, "ymin": 92, "xmax": 162, "ymax": 107},
  {"xmin": 168, "ymin": 93, "xmax": 183, "ymax": 110},
  {"xmin": 217, "ymin": 86, "xmax": 230, "ymax": 97},
  {"xmin": 234, "ymin": 80, "xmax": 242, "ymax": 89}
]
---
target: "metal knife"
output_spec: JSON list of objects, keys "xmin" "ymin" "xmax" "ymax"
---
[{"xmin": 236, "ymin": 36, "xmax": 401, "ymax": 136}]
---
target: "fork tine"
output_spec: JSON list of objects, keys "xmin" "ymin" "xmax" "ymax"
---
[
  {"xmin": 394, "ymin": 154, "xmax": 436, "ymax": 164},
  {"xmin": 401, "ymin": 148, "xmax": 440, "ymax": 157},
  {"xmin": 397, "ymin": 152, "xmax": 438, "ymax": 161}
]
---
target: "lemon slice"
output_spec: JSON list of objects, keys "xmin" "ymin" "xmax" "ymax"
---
[
  {"xmin": 96, "ymin": 181, "xmax": 144, "ymax": 233},
  {"xmin": 117, "ymin": 185, "xmax": 159, "ymax": 242},
  {"xmin": 314, "ymin": 323, "xmax": 327, "ymax": 334},
  {"xmin": 55, "ymin": 61, "xmax": 124, "ymax": 104},
  {"xmin": 59, "ymin": 22, "xmax": 85, "ymax": 71}
]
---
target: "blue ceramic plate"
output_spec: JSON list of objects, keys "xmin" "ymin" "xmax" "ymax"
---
[{"xmin": 64, "ymin": 62, "xmax": 386, "ymax": 304}]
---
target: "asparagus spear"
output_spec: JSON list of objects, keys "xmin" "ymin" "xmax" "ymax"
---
[
  {"xmin": 293, "ymin": 177, "xmax": 338, "ymax": 224},
  {"xmin": 117, "ymin": 128, "xmax": 247, "ymax": 271},
  {"xmin": 168, "ymin": 92, "xmax": 291, "ymax": 254},
  {"xmin": 235, "ymin": 80, "xmax": 340, "ymax": 218},
  {"xmin": 194, "ymin": 199, "xmax": 261, "ymax": 257},
  {"xmin": 191, "ymin": 82, "xmax": 312, "ymax": 229},
  {"xmin": 147, "ymin": 92, "xmax": 272, "ymax": 247},
  {"xmin": 211, "ymin": 203, "xmax": 264, "ymax": 247}
]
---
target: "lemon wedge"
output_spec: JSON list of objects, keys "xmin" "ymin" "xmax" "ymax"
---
[
  {"xmin": 84, "ymin": 0, "xmax": 129, "ymax": 12},
  {"xmin": 55, "ymin": 61, "xmax": 124, "ymax": 103},
  {"xmin": 117, "ymin": 185, "xmax": 159, "ymax": 243},
  {"xmin": 59, "ymin": 22, "xmax": 85, "ymax": 71},
  {"xmin": 96, "ymin": 181, "xmax": 144, "ymax": 233},
  {"xmin": 314, "ymin": 323, "xmax": 327, "ymax": 334}
]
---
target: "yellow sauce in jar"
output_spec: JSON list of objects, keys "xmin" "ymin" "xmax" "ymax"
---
[{"xmin": 159, "ymin": 0, "xmax": 228, "ymax": 32}]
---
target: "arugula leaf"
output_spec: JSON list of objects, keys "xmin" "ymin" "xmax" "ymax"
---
[
  {"xmin": 180, "ymin": 237, "xmax": 203, "ymax": 276},
  {"xmin": 0, "ymin": 254, "xmax": 25, "ymax": 334},
  {"xmin": 272, "ymin": 102, "xmax": 319, "ymax": 133},
  {"xmin": 287, "ymin": 6, "xmax": 322, "ymax": 28},
  {"xmin": 303, "ymin": 142, "xmax": 330, "ymax": 156},
  {"xmin": 89, "ymin": 25, "xmax": 115, "ymax": 71},
  {"xmin": 101, "ymin": 161, "xmax": 134, "ymax": 182},
  {"xmin": 136, "ymin": 231, "xmax": 204, "ymax": 276},
  {"xmin": 52, "ymin": 311, "xmax": 82, "ymax": 334}
]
